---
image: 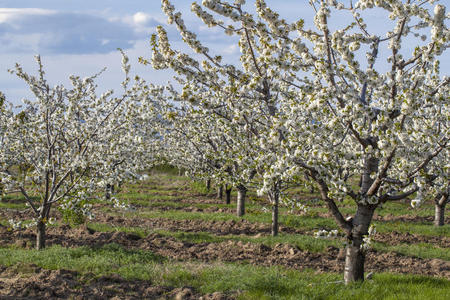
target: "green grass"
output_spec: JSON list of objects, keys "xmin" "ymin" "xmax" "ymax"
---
[
  {"xmin": 0, "ymin": 243, "xmax": 164, "ymax": 280},
  {"xmin": 87, "ymin": 222, "xmax": 149, "ymax": 238},
  {"xmin": 373, "ymin": 242, "xmax": 450, "ymax": 261},
  {"xmin": 117, "ymin": 192, "xmax": 178, "ymax": 201},
  {"xmin": 374, "ymin": 220, "xmax": 450, "ymax": 237},
  {"xmin": 234, "ymin": 270, "xmax": 450, "ymax": 300},
  {"xmin": 0, "ymin": 201, "xmax": 27, "ymax": 210},
  {"xmin": 0, "ymin": 244, "xmax": 448, "ymax": 299}
]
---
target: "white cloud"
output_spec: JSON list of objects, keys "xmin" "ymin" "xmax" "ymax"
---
[
  {"xmin": 0, "ymin": 8, "xmax": 55, "ymax": 23},
  {"xmin": 116, "ymin": 11, "xmax": 162, "ymax": 34},
  {"xmin": 133, "ymin": 12, "xmax": 152, "ymax": 26},
  {"xmin": 0, "ymin": 8, "xmax": 150, "ymax": 55}
]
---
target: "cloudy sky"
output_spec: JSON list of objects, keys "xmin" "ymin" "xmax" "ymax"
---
[{"xmin": 0, "ymin": 0, "xmax": 447, "ymax": 105}]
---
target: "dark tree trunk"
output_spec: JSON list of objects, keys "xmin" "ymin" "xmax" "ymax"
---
[
  {"xmin": 344, "ymin": 204, "xmax": 375, "ymax": 284},
  {"xmin": 36, "ymin": 220, "xmax": 46, "ymax": 250},
  {"xmin": 225, "ymin": 186, "xmax": 232, "ymax": 204},
  {"xmin": 236, "ymin": 185, "xmax": 247, "ymax": 217},
  {"xmin": 217, "ymin": 185, "xmax": 223, "ymax": 200},
  {"xmin": 205, "ymin": 179, "xmax": 211, "ymax": 192},
  {"xmin": 105, "ymin": 183, "xmax": 114, "ymax": 200}
]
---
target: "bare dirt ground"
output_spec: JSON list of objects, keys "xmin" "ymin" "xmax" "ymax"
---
[
  {"xmin": 1, "ymin": 224, "xmax": 448, "ymax": 280},
  {"xmin": 0, "ymin": 264, "xmax": 232, "ymax": 300},
  {"xmin": 315, "ymin": 210, "xmax": 443, "ymax": 224},
  {"xmin": 96, "ymin": 213, "xmax": 450, "ymax": 248}
]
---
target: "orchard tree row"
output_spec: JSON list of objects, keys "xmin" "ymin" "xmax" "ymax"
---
[{"xmin": 0, "ymin": 0, "xmax": 448, "ymax": 285}]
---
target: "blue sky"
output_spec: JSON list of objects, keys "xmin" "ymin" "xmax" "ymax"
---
[{"xmin": 0, "ymin": 1, "xmax": 447, "ymax": 105}]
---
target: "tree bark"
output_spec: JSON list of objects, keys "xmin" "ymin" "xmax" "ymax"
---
[
  {"xmin": 205, "ymin": 179, "xmax": 211, "ymax": 192},
  {"xmin": 236, "ymin": 185, "xmax": 247, "ymax": 217},
  {"xmin": 269, "ymin": 184, "xmax": 280, "ymax": 237},
  {"xmin": 36, "ymin": 220, "xmax": 46, "ymax": 250},
  {"xmin": 217, "ymin": 185, "xmax": 223, "ymax": 200},
  {"xmin": 344, "ymin": 204, "xmax": 375, "ymax": 284},
  {"xmin": 225, "ymin": 186, "xmax": 232, "ymax": 204},
  {"xmin": 344, "ymin": 242, "xmax": 365, "ymax": 283},
  {"xmin": 434, "ymin": 193, "xmax": 448, "ymax": 227},
  {"xmin": 105, "ymin": 183, "xmax": 114, "ymax": 200},
  {"xmin": 434, "ymin": 203, "xmax": 445, "ymax": 226},
  {"xmin": 361, "ymin": 156, "xmax": 378, "ymax": 194}
]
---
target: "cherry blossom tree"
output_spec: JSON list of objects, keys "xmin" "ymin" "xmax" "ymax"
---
[
  {"xmin": 152, "ymin": 85, "xmax": 258, "ymax": 216},
  {"xmin": 0, "ymin": 92, "xmax": 11, "ymax": 200},
  {"xmin": 277, "ymin": 0, "xmax": 448, "ymax": 283},
  {"xmin": 145, "ymin": 0, "xmax": 448, "ymax": 283},
  {"xmin": 410, "ymin": 157, "xmax": 448, "ymax": 226},
  {"xmin": 0, "ymin": 51, "xmax": 154, "ymax": 249},
  {"xmin": 143, "ymin": 0, "xmax": 305, "ymax": 232}
]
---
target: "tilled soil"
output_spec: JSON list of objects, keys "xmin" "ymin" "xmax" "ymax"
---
[
  {"xmin": 148, "ymin": 205, "xmax": 236, "ymax": 214},
  {"xmin": 97, "ymin": 213, "xmax": 306, "ymax": 235},
  {"xmin": 1, "ymin": 225, "xmax": 449, "ymax": 279},
  {"xmin": 3, "ymin": 207, "xmax": 448, "ymax": 249},
  {"xmin": 373, "ymin": 231, "xmax": 450, "ymax": 248},
  {"xmin": 96, "ymin": 213, "xmax": 450, "ymax": 248},
  {"xmin": 0, "ymin": 265, "xmax": 232, "ymax": 300},
  {"xmin": 316, "ymin": 211, "xmax": 442, "ymax": 224}
]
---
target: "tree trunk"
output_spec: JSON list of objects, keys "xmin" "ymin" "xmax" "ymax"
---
[
  {"xmin": 434, "ymin": 202, "xmax": 446, "ymax": 226},
  {"xmin": 217, "ymin": 185, "xmax": 223, "ymax": 200},
  {"xmin": 434, "ymin": 193, "xmax": 448, "ymax": 227},
  {"xmin": 434, "ymin": 204, "xmax": 445, "ymax": 226},
  {"xmin": 344, "ymin": 242, "xmax": 365, "ymax": 283},
  {"xmin": 269, "ymin": 184, "xmax": 280, "ymax": 237},
  {"xmin": 105, "ymin": 183, "xmax": 114, "ymax": 200},
  {"xmin": 237, "ymin": 185, "xmax": 247, "ymax": 217},
  {"xmin": 36, "ymin": 220, "xmax": 46, "ymax": 250},
  {"xmin": 225, "ymin": 186, "xmax": 232, "ymax": 205},
  {"xmin": 271, "ymin": 200, "xmax": 279, "ymax": 237},
  {"xmin": 344, "ymin": 204, "xmax": 375, "ymax": 285},
  {"xmin": 361, "ymin": 156, "xmax": 378, "ymax": 194},
  {"xmin": 205, "ymin": 179, "xmax": 211, "ymax": 192}
]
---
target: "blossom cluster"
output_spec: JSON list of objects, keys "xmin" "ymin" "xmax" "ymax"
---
[
  {"xmin": 314, "ymin": 229, "xmax": 338, "ymax": 239},
  {"xmin": 361, "ymin": 225, "xmax": 377, "ymax": 252}
]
